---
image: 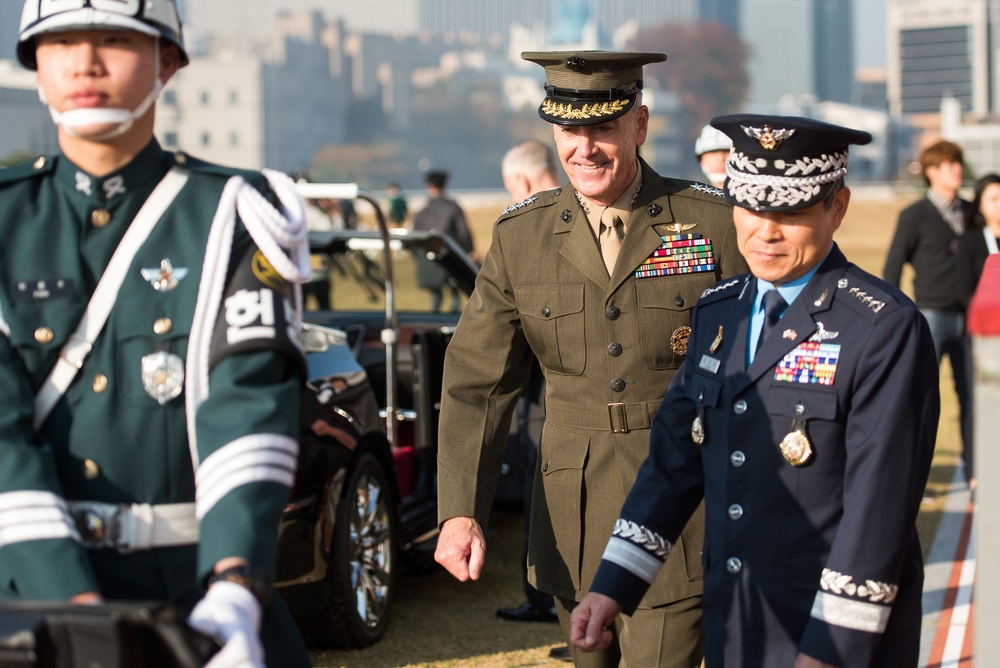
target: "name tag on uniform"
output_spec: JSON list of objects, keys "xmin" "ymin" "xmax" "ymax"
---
[
  {"xmin": 774, "ymin": 342, "xmax": 840, "ymax": 386},
  {"xmin": 699, "ymin": 354, "xmax": 721, "ymax": 374},
  {"xmin": 11, "ymin": 279, "xmax": 74, "ymax": 302}
]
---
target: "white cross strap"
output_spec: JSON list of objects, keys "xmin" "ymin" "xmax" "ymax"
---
[{"xmin": 33, "ymin": 167, "xmax": 190, "ymax": 429}]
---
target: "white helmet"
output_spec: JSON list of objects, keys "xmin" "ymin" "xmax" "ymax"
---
[
  {"xmin": 694, "ymin": 124, "xmax": 732, "ymax": 157},
  {"xmin": 17, "ymin": 0, "xmax": 189, "ymax": 71},
  {"xmin": 17, "ymin": 0, "xmax": 188, "ymax": 140}
]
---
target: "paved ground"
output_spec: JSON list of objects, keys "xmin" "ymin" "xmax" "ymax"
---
[{"xmin": 920, "ymin": 468, "xmax": 974, "ymax": 668}]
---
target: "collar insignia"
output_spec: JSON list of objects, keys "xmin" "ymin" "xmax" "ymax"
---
[
  {"xmin": 75, "ymin": 172, "xmax": 92, "ymax": 196},
  {"xmin": 103, "ymin": 175, "xmax": 127, "ymax": 199},
  {"xmin": 141, "ymin": 259, "xmax": 189, "ymax": 292}
]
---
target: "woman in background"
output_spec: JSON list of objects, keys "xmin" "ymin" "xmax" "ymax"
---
[{"xmin": 959, "ymin": 173, "xmax": 1000, "ymax": 306}]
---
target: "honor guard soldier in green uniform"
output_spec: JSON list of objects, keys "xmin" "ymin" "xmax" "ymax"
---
[
  {"xmin": 572, "ymin": 115, "xmax": 939, "ymax": 668},
  {"xmin": 434, "ymin": 51, "xmax": 747, "ymax": 667},
  {"xmin": 0, "ymin": 2, "xmax": 312, "ymax": 666}
]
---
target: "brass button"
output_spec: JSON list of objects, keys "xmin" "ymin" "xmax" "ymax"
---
[
  {"xmin": 153, "ymin": 318, "xmax": 173, "ymax": 335},
  {"xmin": 175, "ymin": 152, "xmax": 188, "ymax": 165},
  {"xmin": 541, "ymin": 307, "xmax": 551, "ymax": 318},
  {"xmin": 34, "ymin": 327, "xmax": 54, "ymax": 344},
  {"xmin": 33, "ymin": 156, "xmax": 47, "ymax": 169},
  {"xmin": 82, "ymin": 459, "xmax": 101, "ymax": 480},
  {"xmin": 93, "ymin": 374, "xmax": 109, "ymax": 393},
  {"xmin": 91, "ymin": 209, "xmax": 112, "ymax": 228},
  {"xmin": 610, "ymin": 378, "xmax": 626, "ymax": 393}
]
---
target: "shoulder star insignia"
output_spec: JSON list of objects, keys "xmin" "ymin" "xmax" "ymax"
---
[
  {"xmin": 691, "ymin": 182, "xmax": 725, "ymax": 197},
  {"xmin": 501, "ymin": 195, "xmax": 538, "ymax": 216}
]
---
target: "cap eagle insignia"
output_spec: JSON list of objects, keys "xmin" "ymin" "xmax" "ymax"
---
[{"xmin": 742, "ymin": 124, "xmax": 796, "ymax": 151}]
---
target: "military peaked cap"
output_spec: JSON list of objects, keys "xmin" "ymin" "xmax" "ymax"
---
[
  {"xmin": 522, "ymin": 50, "xmax": 666, "ymax": 126},
  {"xmin": 711, "ymin": 113, "xmax": 872, "ymax": 212}
]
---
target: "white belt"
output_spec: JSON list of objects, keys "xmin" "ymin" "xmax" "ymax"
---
[{"xmin": 67, "ymin": 501, "xmax": 199, "ymax": 553}]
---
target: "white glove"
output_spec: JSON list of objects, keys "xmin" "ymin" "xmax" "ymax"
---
[{"xmin": 188, "ymin": 581, "xmax": 265, "ymax": 668}]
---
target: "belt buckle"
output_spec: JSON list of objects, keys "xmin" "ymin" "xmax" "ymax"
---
[
  {"xmin": 72, "ymin": 505, "xmax": 121, "ymax": 549},
  {"xmin": 608, "ymin": 403, "xmax": 628, "ymax": 433}
]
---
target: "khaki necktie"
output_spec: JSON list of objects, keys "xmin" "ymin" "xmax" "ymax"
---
[{"xmin": 599, "ymin": 208, "xmax": 624, "ymax": 275}]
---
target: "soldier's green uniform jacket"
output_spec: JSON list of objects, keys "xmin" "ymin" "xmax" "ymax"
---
[
  {"xmin": 438, "ymin": 158, "xmax": 748, "ymax": 605},
  {"xmin": 0, "ymin": 140, "xmax": 308, "ymax": 664}
]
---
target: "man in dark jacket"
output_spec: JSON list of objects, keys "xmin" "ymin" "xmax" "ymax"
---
[
  {"xmin": 884, "ymin": 140, "xmax": 972, "ymax": 481},
  {"xmin": 572, "ymin": 115, "xmax": 939, "ymax": 668},
  {"xmin": 411, "ymin": 170, "xmax": 476, "ymax": 312}
]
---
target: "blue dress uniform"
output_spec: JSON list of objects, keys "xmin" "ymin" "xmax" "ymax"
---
[
  {"xmin": 0, "ymin": 140, "xmax": 310, "ymax": 666},
  {"xmin": 588, "ymin": 116, "xmax": 940, "ymax": 667}
]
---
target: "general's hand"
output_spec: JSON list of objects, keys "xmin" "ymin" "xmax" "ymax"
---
[
  {"xmin": 570, "ymin": 592, "xmax": 620, "ymax": 652},
  {"xmin": 434, "ymin": 516, "xmax": 485, "ymax": 581},
  {"xmin": 794, "ymin": 652, "xmax": 839, "ymax": 668},
  {"xmin": 188, "ymin": 581, "xmax": 264, "ymax": 668}
]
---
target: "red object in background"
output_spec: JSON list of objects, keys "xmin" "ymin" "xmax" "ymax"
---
[
  {"xmin": 968, "ymin": 255, "xmax": 1000, "ymax": 336},
  {"xmin": 393, "ymin": 446, "xmax": 415, "ymax": 499}
]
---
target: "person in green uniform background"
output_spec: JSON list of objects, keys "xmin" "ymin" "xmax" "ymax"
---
[
  {"xmin": 0, "ymin": 2, "xmax": 311, "ymax": 666},
  {"xmin": 434, "ymin": 51, "xmax": 747, "ymax": 667}
]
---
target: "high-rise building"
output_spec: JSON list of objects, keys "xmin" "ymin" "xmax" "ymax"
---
[
  {"xmin": 741, "ymin": 0, "xmax": 854, "ymax": 111},
  {"xmin": 887, "ymin": 0, "xmax": 1000, "ymax": 119}
]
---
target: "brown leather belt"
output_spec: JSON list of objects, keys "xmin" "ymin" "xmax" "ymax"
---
[{"xmin": 544, "ymin": 396, "xmax": 661, "ymax": 433}]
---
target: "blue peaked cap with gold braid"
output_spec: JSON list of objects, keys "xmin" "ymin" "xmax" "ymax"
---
[{"xmin": 711, "ymin": 113, "xmax": 872, "ymax": 212}]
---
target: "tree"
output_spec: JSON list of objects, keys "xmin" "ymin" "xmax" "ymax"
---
[{"xmin": 628, "ymin": 21, "xmax": 749, "ymax": 152}]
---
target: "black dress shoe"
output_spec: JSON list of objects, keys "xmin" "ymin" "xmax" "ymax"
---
[
  {"xmin": 495, "ymin": 601, "xmax": 558, "ymax": 622},
  {"xmin": 549, "ymin": 645, "xmax": 572, "ymax": 662}
]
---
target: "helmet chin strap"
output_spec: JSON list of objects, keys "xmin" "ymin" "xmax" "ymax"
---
[{"xmin": 41, "ymin": 40, "xmax": 164, "ymax": 141}]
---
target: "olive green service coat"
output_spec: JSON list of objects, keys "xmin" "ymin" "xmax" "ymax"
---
[{"xmin": 438, "ymin": 159, "xmax": 748, "ymax": 605}]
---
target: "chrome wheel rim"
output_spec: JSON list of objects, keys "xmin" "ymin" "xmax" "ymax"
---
[{"xmin": 349, "ymin": 471, "xmax": 393, "ymax": 628}]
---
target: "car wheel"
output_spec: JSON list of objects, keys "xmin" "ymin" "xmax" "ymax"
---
[{"xmin": 299, "ymin": 451, "xmax": 398, "ymax": 649}]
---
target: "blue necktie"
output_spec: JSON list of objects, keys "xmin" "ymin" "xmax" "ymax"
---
[{"xmin": 756, "ymin": 289, "xmax": 787, "ymax": 354}]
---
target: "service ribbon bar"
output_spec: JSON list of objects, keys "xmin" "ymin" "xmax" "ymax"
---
[
  {"xmin": 774, "ymin": 342, "xmax": 841, "ymax": 385},
  {"xmin": 637, "ymin": 234, "xmax": 716, "ymax": 278}
]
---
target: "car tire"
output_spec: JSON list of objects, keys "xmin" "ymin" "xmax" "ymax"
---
[{"xmin": 299, "ymin": 451, "xmax": 398, "ymax": 649}]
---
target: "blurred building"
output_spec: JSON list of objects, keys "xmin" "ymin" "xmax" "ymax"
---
[
  {"xmin": 156, "ymin": 14, "xmax": 349, "ymax": 173},
  {"xmin": 741, "ymin": 0, "xmax": 854, "ymax": 111},
  {"xmin": 0, "ymin": 60, "xmax": 58, "ymax": 161},
  {"xmin": 887, "ymin": 0, "xmax": 999, "ymax": 122},
  {"xmin": 0, "ymin": 3, "xmax": 20, "ymax": 62}
]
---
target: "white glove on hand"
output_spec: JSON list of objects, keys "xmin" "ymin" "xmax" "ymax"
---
[{"xmin": 188, "ymin": 580, "xmax": 265, "ymax": 668}]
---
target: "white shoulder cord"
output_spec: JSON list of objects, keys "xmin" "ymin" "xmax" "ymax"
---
[
  {"xmin": 32, "ymin": 168, "xmax": 190, "ymax": 430},
  {"xmin": 184, "ymin": 170, "xmax": 309, "ymax": 468},
  {"xmin": 984, "ymin": 226, "xmax": 999, "ymax": 255}
]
